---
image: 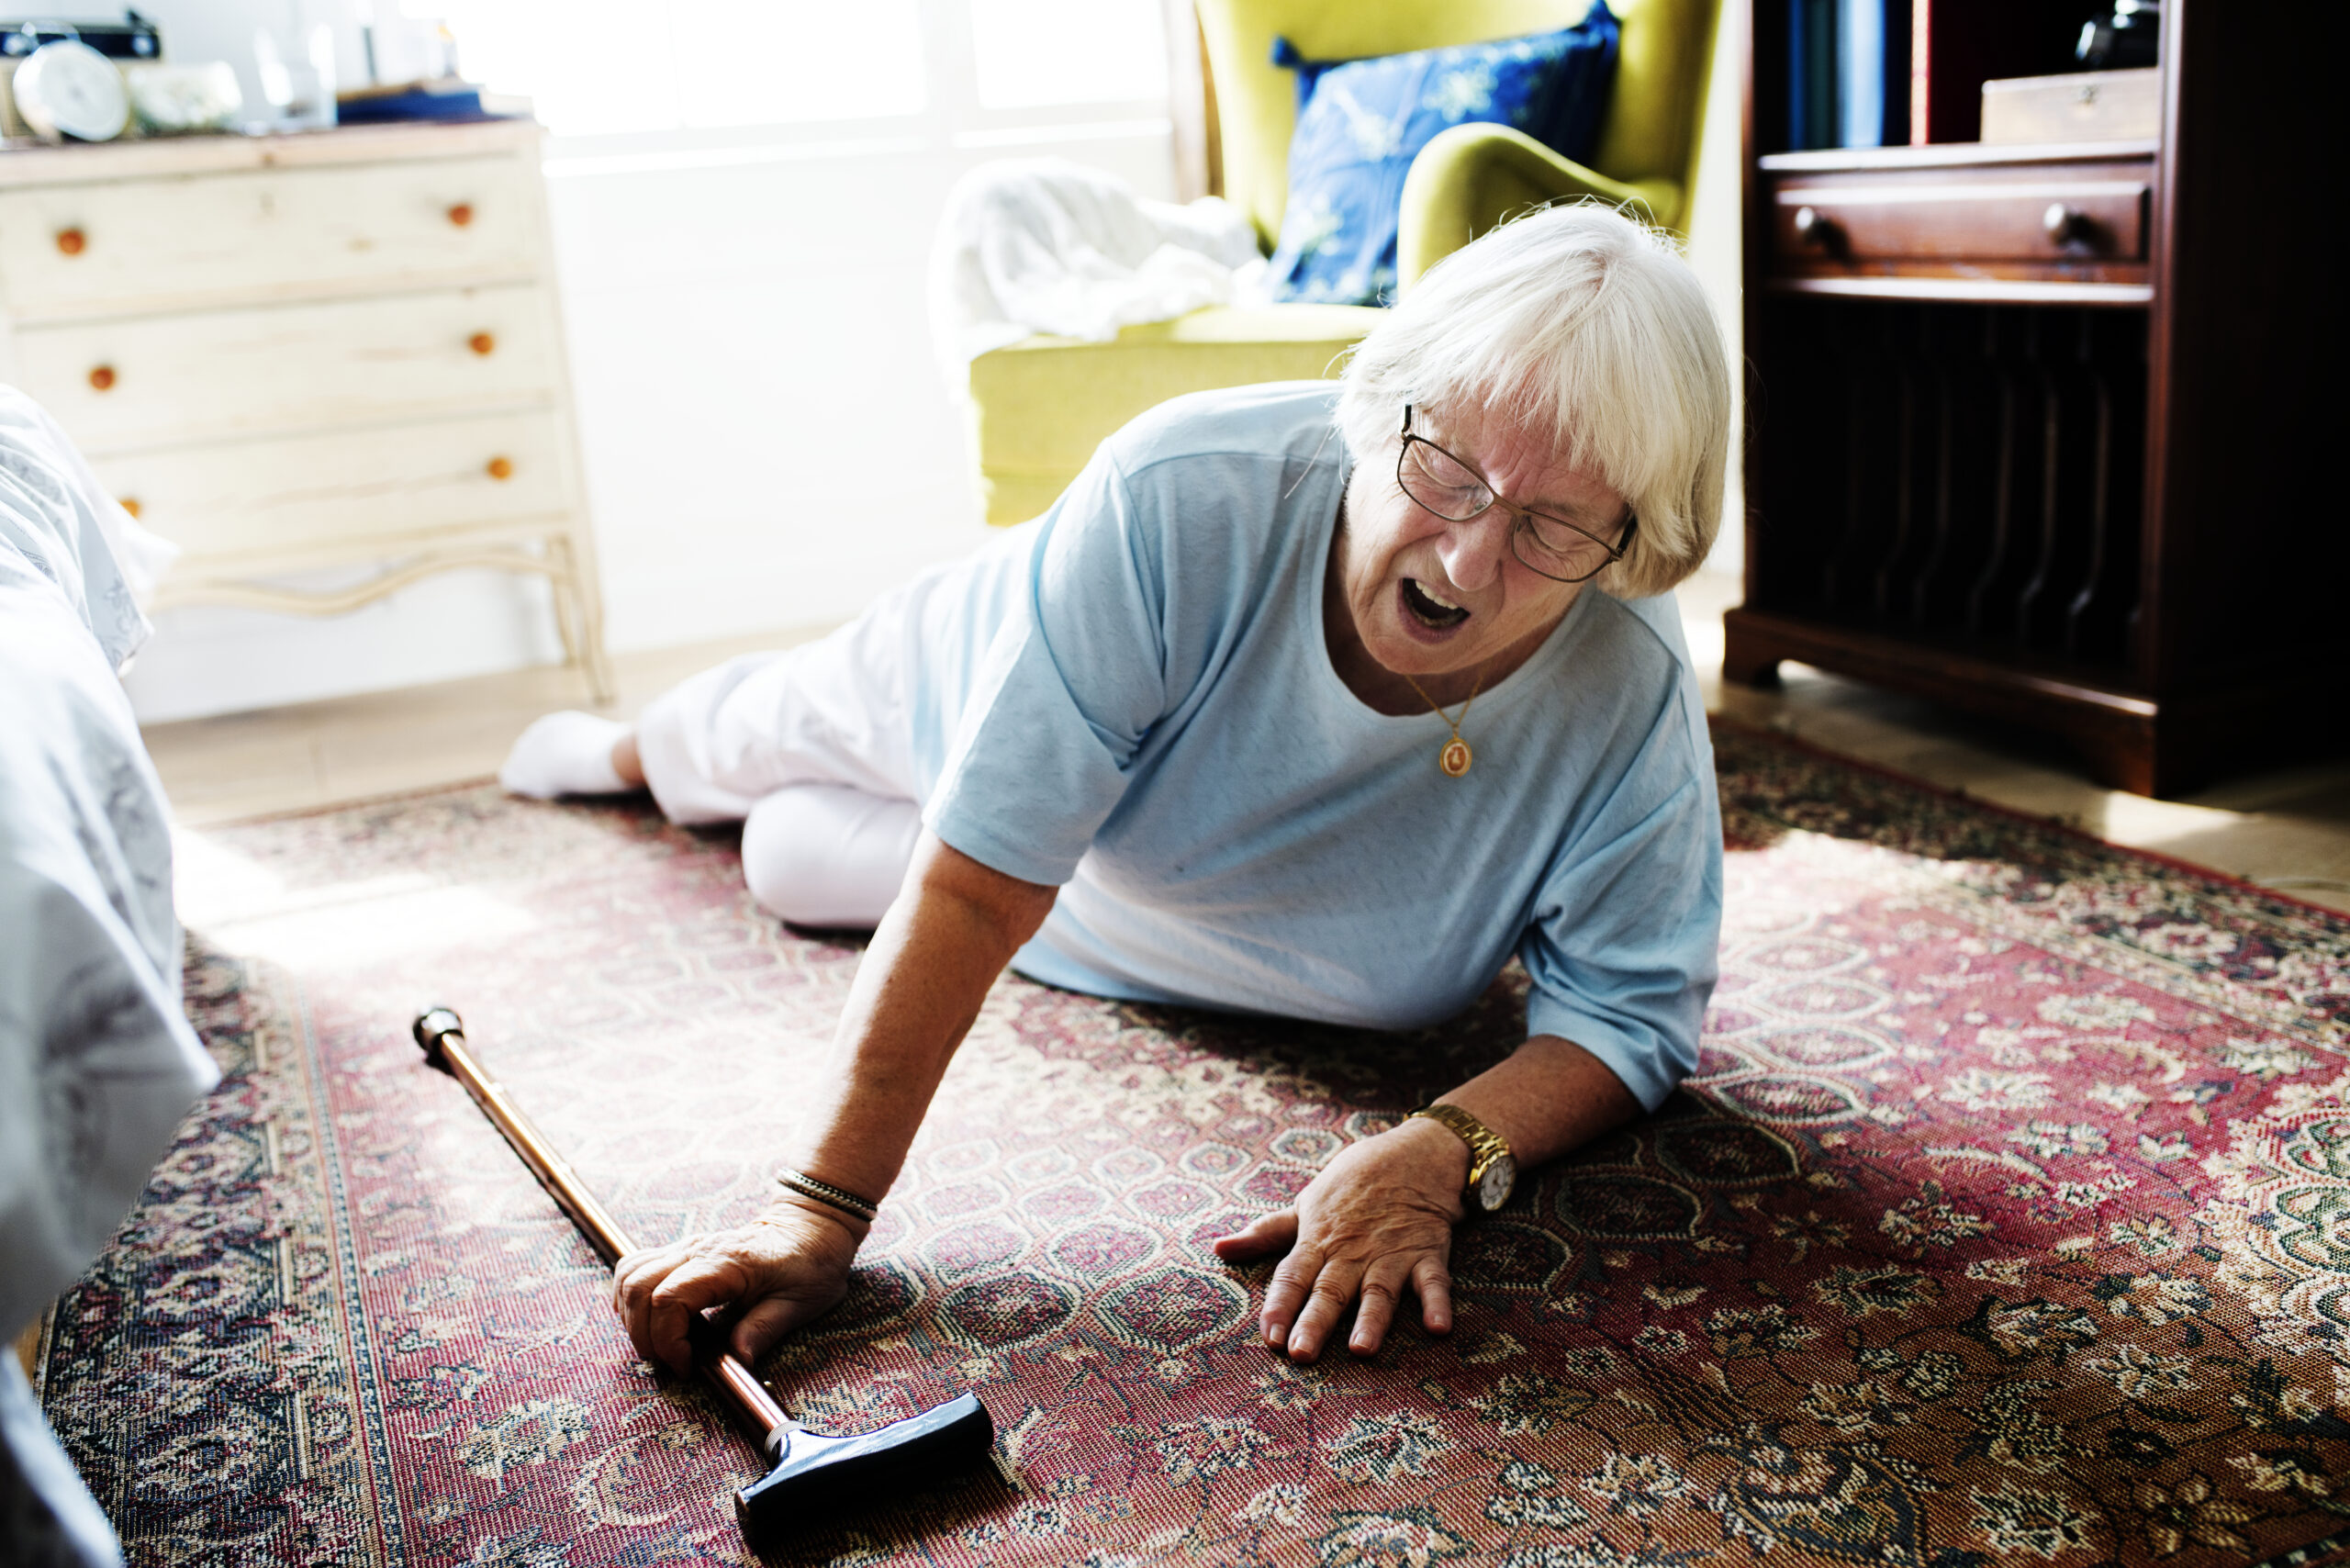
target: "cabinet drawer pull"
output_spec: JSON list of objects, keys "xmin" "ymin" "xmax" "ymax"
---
[
  {"xmin": 1793, "ymin": 205, "xmax": 1837, "ymax": 248},
  {"xmin": 118, "ymin": 498, "xmax": 140, "ymax": 519},
  {"xmin": 2043, "ymin": 203, "xmax": 2078, "ymax": 243},
  {"xmin": 56, "ymin": 227, "xmax": 86, "ymax": 256},
  {"xmin": 447, "ymin": 202, "xmax": 475, "ymax": 228},
  {"xmin": 486, "ymin": 455, "xmax": 514, "ymax": 480},
  {"xmin": 469, "ymin": 331, "xmax": 497, "ymax": 356},
  {"xmin": 89, "ymin": 364, "xmax": 117, "ymax": 392}
]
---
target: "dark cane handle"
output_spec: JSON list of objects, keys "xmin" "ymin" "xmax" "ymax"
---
[{"xmin": 733, "ymin": 1392, "xmax": 995, "ymax": 1541}]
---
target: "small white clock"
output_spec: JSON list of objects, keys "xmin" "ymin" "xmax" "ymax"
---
[{"xmin": 14, "ymin": 39, "xmax": 130, "ymax": 142}]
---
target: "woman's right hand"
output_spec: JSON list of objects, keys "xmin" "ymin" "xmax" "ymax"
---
[
  {"xmin": 610, "ymin": 835, "xmax": 1050, "ymax": 1376},
  {"xmin": 611, "ymin": 1195, "xmax": 866, "ymax": 1373}
]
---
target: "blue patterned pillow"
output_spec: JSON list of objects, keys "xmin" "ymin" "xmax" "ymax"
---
[{"xmin": 1265, "ymin": 4, "xmax": 1621, "ymax": 307}]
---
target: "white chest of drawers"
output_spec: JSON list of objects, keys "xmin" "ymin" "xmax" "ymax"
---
[{"xmin": 0, "ymin": 119, "xmax": 610, "ymax": 701}]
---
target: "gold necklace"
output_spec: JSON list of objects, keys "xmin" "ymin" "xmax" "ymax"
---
[{"xmin": 1399, "ymin": 665, "xmax": 1488, "ymax": 778}]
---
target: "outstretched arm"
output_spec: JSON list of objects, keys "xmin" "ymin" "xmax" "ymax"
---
[
  {"xmin": 1213, "ymin": 1034, "xmax": 1638, "ymax": 1362},
  {"xmin": 612, "ymin": 830, "xmax": 1056, "ymax": 1372}
]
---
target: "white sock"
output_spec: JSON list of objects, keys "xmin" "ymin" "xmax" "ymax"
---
[{"xmin": 498, "ymin": 711, "xmax": 632, "ymax": 799}]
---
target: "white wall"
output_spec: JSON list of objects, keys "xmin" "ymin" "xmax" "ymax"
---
[
  {"xmin": 543, "ymin": 127, "xmax": 1175, "ymax": 654},
  {"xmin": 106, "ymin": 0, "xmax": 1743, "ymax": 722},
  {"xmin": 109, "ymin": 0, "xmax": 1176, "ymax": 722}
]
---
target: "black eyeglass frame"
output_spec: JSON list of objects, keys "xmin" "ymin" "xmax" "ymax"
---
[{"xmin": 1394, "ymin": 405, "xmax": 1637, "ymax": 585}]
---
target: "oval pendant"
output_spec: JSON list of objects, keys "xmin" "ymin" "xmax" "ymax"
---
[{"xmin": 1438, "ymin": 737, "xmax": 1472, "ymax": 778}]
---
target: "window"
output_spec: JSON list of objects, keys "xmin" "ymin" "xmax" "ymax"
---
[
  {"xmin": 968, "ymin": 0, "xmax": 1167, "ymax": 109},
  {"xmin": 437, "ymin": 0, "xmax": 926, "ymax": 137}
]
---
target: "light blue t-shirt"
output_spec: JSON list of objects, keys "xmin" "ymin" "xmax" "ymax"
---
[{"xmin": 921, "ymin": 383, "xmax": 1720, "ymax": 1111}]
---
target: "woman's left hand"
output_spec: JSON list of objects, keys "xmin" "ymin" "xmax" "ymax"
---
[{"xmin": 1211, "ymin": 1118, "xmax": 1468, "ymax": 1361}]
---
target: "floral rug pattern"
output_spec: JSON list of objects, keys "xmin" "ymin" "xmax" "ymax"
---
[{"xmin": 33, "ymin": 722, "xmax": 2350, "ymax": 1567}]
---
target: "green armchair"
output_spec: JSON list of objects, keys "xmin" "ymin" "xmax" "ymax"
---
[{"xmin": 962, "ymin": 0, "xmax": 1719, "ymax": 525}]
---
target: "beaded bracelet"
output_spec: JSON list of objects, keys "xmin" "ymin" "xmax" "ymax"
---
[{"xmin": 772, "ymin": 1167, "xmax": 878, "ymax": 1224}]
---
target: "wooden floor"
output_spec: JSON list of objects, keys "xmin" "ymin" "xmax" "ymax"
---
[{"xmin": 142, "ymin": 572, "xmax": 2350, "ymax": 915}]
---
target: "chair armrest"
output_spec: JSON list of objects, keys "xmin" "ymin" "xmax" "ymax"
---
[{"xmin": 1397, "ymin": 122, "xmax": 1683, "ymax": 289}]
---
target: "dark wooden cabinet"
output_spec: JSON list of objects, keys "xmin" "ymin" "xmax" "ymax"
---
[{"xmin": 1724, "ymin": 0, "xmax": 2344, "ymax": 796}]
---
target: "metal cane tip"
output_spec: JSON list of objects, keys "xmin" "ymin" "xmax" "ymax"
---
[{"xmin": 412, "ymin": 1006, "xmax": 464, "ymax": 1062}]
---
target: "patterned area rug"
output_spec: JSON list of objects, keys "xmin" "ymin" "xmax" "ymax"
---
[{"xmin": 33, "ymin": 721, "xmax": 2350, "ymax": 1568}]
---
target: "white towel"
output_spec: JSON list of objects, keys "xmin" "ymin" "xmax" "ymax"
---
[{"xmin": 929, "ymin": 157, "xmax": 1270, "ymax": 381}]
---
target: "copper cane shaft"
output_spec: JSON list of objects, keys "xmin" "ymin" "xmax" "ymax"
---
[{"xmin": 421, "ymin": 1014, "xmax": 792, "ymax": 1442}]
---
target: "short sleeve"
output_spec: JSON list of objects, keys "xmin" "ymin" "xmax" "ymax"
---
[
  {"xmin": 923, "ymin": 445, "xmax": 1174, "ymax": 886},
  {"xmin": 1518, "ymin": 695, "xmax": 1722, "ymax": 1113}
]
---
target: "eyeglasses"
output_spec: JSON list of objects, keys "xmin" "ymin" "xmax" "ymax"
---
[{"xmin": 1394, "ymin": 406, "xmax": 1636, "ymax": 584}]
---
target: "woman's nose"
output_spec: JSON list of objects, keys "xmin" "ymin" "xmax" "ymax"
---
[{"xmin": 1438, "ymin": 509, "xmax": 1513, "ymax": 591}]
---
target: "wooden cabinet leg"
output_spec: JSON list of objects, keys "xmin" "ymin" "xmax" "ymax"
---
[
  {"xmin": 544, "ymin": 534, "xmax": 615, "ymax": 706},
  {"xmin": 573, "ymin": 582, "xmax": 615, "ymax": 708},
  {"xmin": 547, "ymin": 541, "xmax": 584, "ymax": 670},
  {"xmin": 2062, "ymin": 731, "xmax": 2161, "ymax": 798},
  {"xmin": 1721, "ymin": 616, "xmax": 1784, "ymax": 689}
]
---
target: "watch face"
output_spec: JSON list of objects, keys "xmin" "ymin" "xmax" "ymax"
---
[
  {"xmin": 1476, "ymin": 1155, "xmax": 1516, "ymax": 1212},
  {"xmin": 17, "ymin": 40, "xmax": 130, "ymax": 142}
]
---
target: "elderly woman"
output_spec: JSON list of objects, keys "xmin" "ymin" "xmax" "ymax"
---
[{"xmin": 500, "ymin": 204, "xmax": 1730, "ymax": 1375}]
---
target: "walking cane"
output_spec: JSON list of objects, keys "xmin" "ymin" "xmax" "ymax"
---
[{"xmin": 411, "ymin": 1007, "xmax": 993, "ymax": 1543}]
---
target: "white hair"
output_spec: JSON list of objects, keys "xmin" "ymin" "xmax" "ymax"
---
[{"xmin": 1335, "ymin": 203, "xmax": 1732, "ymax": 599}]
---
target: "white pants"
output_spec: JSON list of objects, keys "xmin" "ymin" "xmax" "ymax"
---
[
  {"xmin": 740, "ymin": 783, "xmax": 921, "ymax": 929},
  {"xmin": 632, "ymin": 520, "xmax": 1039, "ymax": 928},
  {"xmin": 634, "ymin": 625, "xmax": 923, "ymax": 929}
]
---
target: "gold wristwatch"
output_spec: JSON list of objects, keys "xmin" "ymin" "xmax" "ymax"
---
[{"xmin": 1409, "ymin": 1103, "xmax": 1516, "ymax": 1213}]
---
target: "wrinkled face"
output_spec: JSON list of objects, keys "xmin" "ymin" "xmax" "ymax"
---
[{"xmin": 1334, "ymin": 405, "xmax": 1631, "ymax": 681}]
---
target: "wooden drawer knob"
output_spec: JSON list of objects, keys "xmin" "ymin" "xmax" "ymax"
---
[
  {"xmin": 2043, "ymin": 203, "xmax": 2079, "ymax": 243},
  {"xmin": 1793, "ymin": 205, "xmax": 1832, "ymax": 245},
  {"xmin": 469, "ymin": 331, "xmax": 497, "ymax": 356},
  {"xmin": 118, "ymin": 498, "xmax": 140, "ymax": 519},
  {"xmin": 56, "ymin": 228, "xmax": 86, "ymax": 256},
  {"xmin": 447, "ymin": 202, "xmax": 475, "ymax": 228},
  {"xmin": 89, "ymin": 364, "xmax": 117, "ymax": 392},
  {"xmin": 486, "ymin": 455, "xmax": 514, "ymax": 480}
]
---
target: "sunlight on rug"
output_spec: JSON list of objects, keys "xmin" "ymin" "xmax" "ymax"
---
[{"xmin": 33, "ymin": 722, "xmax": 2350, "ymax": 1568}]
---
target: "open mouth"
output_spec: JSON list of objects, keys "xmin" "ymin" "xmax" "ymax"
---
[{"xmin": 1401, "ymin": 577, "xmax": 1471, "ymax": 631}]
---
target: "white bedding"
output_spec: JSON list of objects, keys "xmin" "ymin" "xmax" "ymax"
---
[{"xmin": 0, "ymin": 386, "xmax": 214, "ymax": 1567}]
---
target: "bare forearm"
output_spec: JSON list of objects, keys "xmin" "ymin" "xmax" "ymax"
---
[
  {"xmin": 1438, "ymin": 1034, "xmax": 1640, "ymax": 1170},
  {"xmin": 786, "ymin": 833, "xmax": 1055, "ymax": 1201},
  {"xmin": 612, "ymin": 835, "xmax": 1049, "ymax": 1371}
]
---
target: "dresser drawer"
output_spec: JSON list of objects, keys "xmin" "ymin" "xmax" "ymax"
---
[
  {"xmin": 14, "ymin": 286, "xmax": 563, "ymax": 454},
  {"xmin": 1772, "ymin": 170, "xmax": 2150, "ymax": 264},
  {"xmin": 0, "ymin": 154, "xmax": 540, "ymax": 320},
  {"xmin": 96, "ymin": 410, "xmax": 572, "ymax": 563}
]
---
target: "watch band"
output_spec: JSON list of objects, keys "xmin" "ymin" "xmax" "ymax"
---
[{"xmin": 1409, "ymin": 1103, "xmax": 1513, "ymax": 1184}]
